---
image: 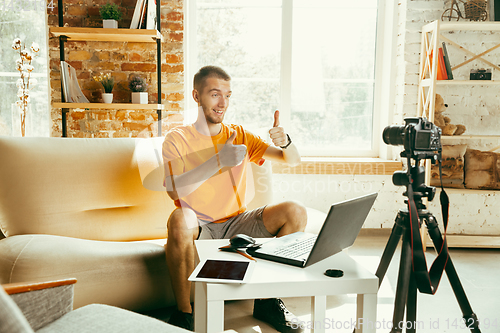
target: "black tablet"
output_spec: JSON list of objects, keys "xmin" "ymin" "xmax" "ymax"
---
[{"xmin": 188, "ymin": 258, "xmax": 255, "ymax": 284}]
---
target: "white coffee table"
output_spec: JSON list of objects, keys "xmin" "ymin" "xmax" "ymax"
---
[{"xmin": 193, "ymin": 239, "xmax": 378, "ymax": 333}]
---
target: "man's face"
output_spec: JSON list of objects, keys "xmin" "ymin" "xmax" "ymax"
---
[{"xmin": 194, "ymin": 77, "xmax": 232, "ymax": 125}]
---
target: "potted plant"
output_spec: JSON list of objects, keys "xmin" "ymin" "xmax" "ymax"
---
[
  {"xmin": 99, "ymin": 2, "xmax": 122, "ymax": 29},
  {"xmin": 93, "ymin": 73, "xmax": 114, "ymax": 103},
  {"xmin": 129, "ymin": 75, "xmax": 148, "ymax": 104}
]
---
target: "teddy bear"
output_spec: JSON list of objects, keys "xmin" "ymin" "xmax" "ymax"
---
[{"xmin": 433, "ymin": 94, "xmax": 466, "ymax": 136}]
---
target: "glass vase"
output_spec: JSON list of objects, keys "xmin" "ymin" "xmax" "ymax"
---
[{"xmin": 11, "ymin": 103, "xmax": 32, "ymax": 137}]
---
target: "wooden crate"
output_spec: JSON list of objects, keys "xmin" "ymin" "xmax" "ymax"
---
[
  {"xmin": 464, "ymin": 149, "xmax": 500, "ymax": 190},
  {"xmin": 431, "ymin": 145, "xmax": 467, "ymax": 188}
]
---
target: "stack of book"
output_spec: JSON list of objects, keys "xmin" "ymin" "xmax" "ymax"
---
[
  {"xmin": 130, "ymin": 0, "xmax": 157, "ymax": 30},
  {"xmin": 437, "ymin": 42, "xmax": 453, "ymax": 80}
]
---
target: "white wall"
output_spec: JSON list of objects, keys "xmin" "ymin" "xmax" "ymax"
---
[
  {"xmin": 273, "ymin": 0, "xmax": 500, "ymax": 236},
  {"xmin": 273, "ymin": 173, "xmax": 404, "ymax": 229}
]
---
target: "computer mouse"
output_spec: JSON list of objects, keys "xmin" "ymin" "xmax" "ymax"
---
[{"xmin": 230, "ymin": 234, "xmax": 256, "ymax": 248}]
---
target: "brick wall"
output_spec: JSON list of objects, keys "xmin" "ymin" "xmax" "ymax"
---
[{"xmin": 48, "ymin": 0, "xmax": 185, "ymax": 138}]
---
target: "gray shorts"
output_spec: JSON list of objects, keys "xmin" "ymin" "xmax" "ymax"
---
[{"xmin": 198, "ymin": 206, "xmax": 274, "ymax": 240}]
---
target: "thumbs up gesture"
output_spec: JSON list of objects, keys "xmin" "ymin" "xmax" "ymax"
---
[
  {"xmin": 269, "ymin": 110, "xmax": 288, "ymax": 148},
  {"xmin": 219, "ymin": 131, "xmax": 247, "ymax": 167}
]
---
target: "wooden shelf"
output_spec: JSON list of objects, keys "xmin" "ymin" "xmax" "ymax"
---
[
  {"xmin": 418, "ymin": 21, "xmax": 500, "ymax": 245},
  {"xmin": 442, "ymin": 188, "xmax": 499, "ymax": 194},
  {"xmin": 52, "ymin": 0, "xmax": 164, "ymax": 137},
  {"xmin": 421, "ymin": 79, "xmax": 500, "ymax": 87},
  {"xmin": 437, "ymin": 80, "xmax": 500, "ymax": 85},
  {"xmin": 440, "ymin": 22, "xmax": 500, "ymax": 32},
  {"xmin": 441, "ymin": 135, "xmax": 500, "ymax": 141},
  {"xmin": 53, "ymin": 102, "xmax": 165, "ymax": 110},
  {"xmin": 49, "ymin": 27, "xmax": 162, "ymax": 43}
]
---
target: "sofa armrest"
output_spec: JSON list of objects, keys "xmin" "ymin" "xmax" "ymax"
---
[
  {"xmin": 4, "ymin": 278, "xmax": 76, "ymax": 331},
  {"xmin": 3, "ymin": 278, "xmax": 77, "ymax": 295}
]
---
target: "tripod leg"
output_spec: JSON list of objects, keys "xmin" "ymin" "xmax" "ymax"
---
[
  {"xmin": 375, "ymin": 212, "xmax": 405, "ymax": 286},
  {"xmin": 426, "ymin": 217, "xmax": 481, "ymax": 333},
  {"xmin": 390, "ymin": 228, "xmax": 413, "ymax": 333},
  {"xmin": 406, "ymin": 273, "xmax": 418, "ymax": 333}
]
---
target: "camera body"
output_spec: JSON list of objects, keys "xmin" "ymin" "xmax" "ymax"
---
[
  {"xmin": 383, "ymin": 117, "xmax": 441, "ymax": 201},
  {"xmin": 383, "ymin": 117, "xmax": 442, "ymax": 161},
  {"xmin": 470, "ymin": 68, "xmax": 492, "ymax": 80}
]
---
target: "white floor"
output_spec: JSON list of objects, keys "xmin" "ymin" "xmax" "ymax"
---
[
  {"xmin": 222, "ymin": 231, "xmax": 500, "ymax": 333},
  {"xmin": 151, "ymin": 231, "xmax": 500, "ymax": 332}
]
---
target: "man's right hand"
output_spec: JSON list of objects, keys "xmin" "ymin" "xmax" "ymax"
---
[{"xmin": 218, "ymin": 131, "xmax": 247, "ymax": 167}]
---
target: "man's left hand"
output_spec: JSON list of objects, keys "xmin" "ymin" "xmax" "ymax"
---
[{"xmin": 269, "ymin": 110, "xmax": 288, "ymax": 148}]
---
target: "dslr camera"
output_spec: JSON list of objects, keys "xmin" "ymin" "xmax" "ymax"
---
[
  {"xmin": 470, "ymin": 68, "xmax": 492, "ymax": 80},
  {"xmin": 383, "ymin": 117, "xmax": 441, "ymax": 162},
  {"xmin": 383, "ymin": 117, "xmax": 442, "ymax": 200}
]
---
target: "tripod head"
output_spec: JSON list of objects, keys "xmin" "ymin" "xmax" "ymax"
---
[
  {"xmin": 393, "ymin": 166, "xmax": 436, "ymax": 206},
  {"xmin": 383, "ymin": 117, "xmax": 442, "ymax": 206}
]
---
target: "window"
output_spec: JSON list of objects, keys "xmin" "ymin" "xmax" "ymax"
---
[
  {"xmin": 0, "ymin": 5, "xmax": 49, "ymax": 137},
  {"xmin": 187, "ymin": 0, "xmax": 389, "ymax": 157}
]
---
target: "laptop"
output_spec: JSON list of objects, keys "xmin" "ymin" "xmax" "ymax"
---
[{"xmin": 247, "ymin": 193, "xmax": 377, "ymax": 268}]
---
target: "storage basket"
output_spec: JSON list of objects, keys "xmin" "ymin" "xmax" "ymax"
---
[{"xmin": 464, "ymin": 0, "xmax": 488, "ymax": 21}]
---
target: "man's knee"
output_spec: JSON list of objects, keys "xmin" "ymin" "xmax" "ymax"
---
[
  {"xmin": 282, "ymin": 201, "xmax": 307, "ymax": 230},
  {"xmin": 167, "ymin": 208, "xmax": 199, "ymax": 238}
]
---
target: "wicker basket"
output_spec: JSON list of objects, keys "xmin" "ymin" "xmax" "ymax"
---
[{"xmin": 464, "ymin": 0, "xmax": 487, "ymax": 21}]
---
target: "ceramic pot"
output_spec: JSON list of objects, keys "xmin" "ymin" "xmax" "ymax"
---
[
  {"xmin": 103, "ymin": 19, "xmax": 118, "ymax": 29},
  {"xmin": 102, "ymin": 93, "xmax": 113, "ymax": 103},
  {"xmin": 131, "ymin": 92, "xmax": 148, "ymax": 104}
]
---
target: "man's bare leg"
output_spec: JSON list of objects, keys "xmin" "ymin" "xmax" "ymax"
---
[
  {"xmin": 262, "ymin": 200, "xmax": 307, "ymax": 237},
  {"xmin": 165, "ymin": 207, "xmax": 199, "ymax": 314}
]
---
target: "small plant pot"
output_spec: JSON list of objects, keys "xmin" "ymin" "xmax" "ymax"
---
[
  {"xmin": 132, "ymin": 92, "xmax": 148, "ymax": 104},
  {"xmin": 103, "ymin": 19, "xmax": 118, "ymax": 29},
  {"xmin": 102, "ymin": 93, "xmax": 113, "ymax": 103}
]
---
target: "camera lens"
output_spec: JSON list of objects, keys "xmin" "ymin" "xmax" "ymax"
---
[
  {"xmin": 478, "ymin": 74, "xmax": 485, "ymax": 79},
  {"xmin": 383, "ymin": 125, "xmax": 405, "ymax": 146}
]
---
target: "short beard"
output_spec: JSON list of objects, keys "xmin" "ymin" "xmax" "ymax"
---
[{"xmin": 203, "ymin": 107, "xmax": 224, "ymax": 125}]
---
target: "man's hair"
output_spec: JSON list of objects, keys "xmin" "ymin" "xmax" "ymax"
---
[{"xmin": 193, "ymin": 66, "xmax": 231, "ymax": 91}]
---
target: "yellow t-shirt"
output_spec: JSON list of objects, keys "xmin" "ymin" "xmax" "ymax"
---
[{"xmin": 162, "ymin": 123, "xmax": 270, "ymax": 223}]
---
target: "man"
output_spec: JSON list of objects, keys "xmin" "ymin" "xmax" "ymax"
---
[{"xmin": 162, "ymin": 66, "xmax": 307, "ymax": 332}]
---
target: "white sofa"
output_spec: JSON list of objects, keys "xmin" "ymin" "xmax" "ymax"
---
[{"xmin": 0, "ymin": 137, "xmax": 324, "ymax": 312}]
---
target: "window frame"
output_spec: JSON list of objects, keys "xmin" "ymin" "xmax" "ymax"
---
[
  {"xmin": 0, "ymin": 7, "xmax": 50, "ymax": 137},
  {"xmin": 185, "ymin": 0, "xmax": 397, "ymax": 159}
]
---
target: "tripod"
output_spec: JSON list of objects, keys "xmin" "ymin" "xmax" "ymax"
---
[{"xmin": 375, "ymin": 195, "xmax": 481, "ymax": 333}]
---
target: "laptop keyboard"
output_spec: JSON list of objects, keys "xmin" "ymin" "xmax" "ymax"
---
[{"xmin": 272, "ymin": 235, "xmax": 317, "ymax": 258}]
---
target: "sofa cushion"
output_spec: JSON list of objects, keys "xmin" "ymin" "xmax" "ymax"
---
[
  {"xmin": 37, "ymin": 304, "xmax": 189, "ymax": 333},
  {"xmin": 0, "ymin": 137, "xmax": 174, "ymax": 241},
  {"xmin": 0, "ymin": 235, "xmax": 174, "ymax": 311}
]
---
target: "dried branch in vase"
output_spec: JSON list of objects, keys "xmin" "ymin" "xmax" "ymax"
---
[{"xmin": 12, "ymin": 38, "xmax": 39, "ymax": 137}]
